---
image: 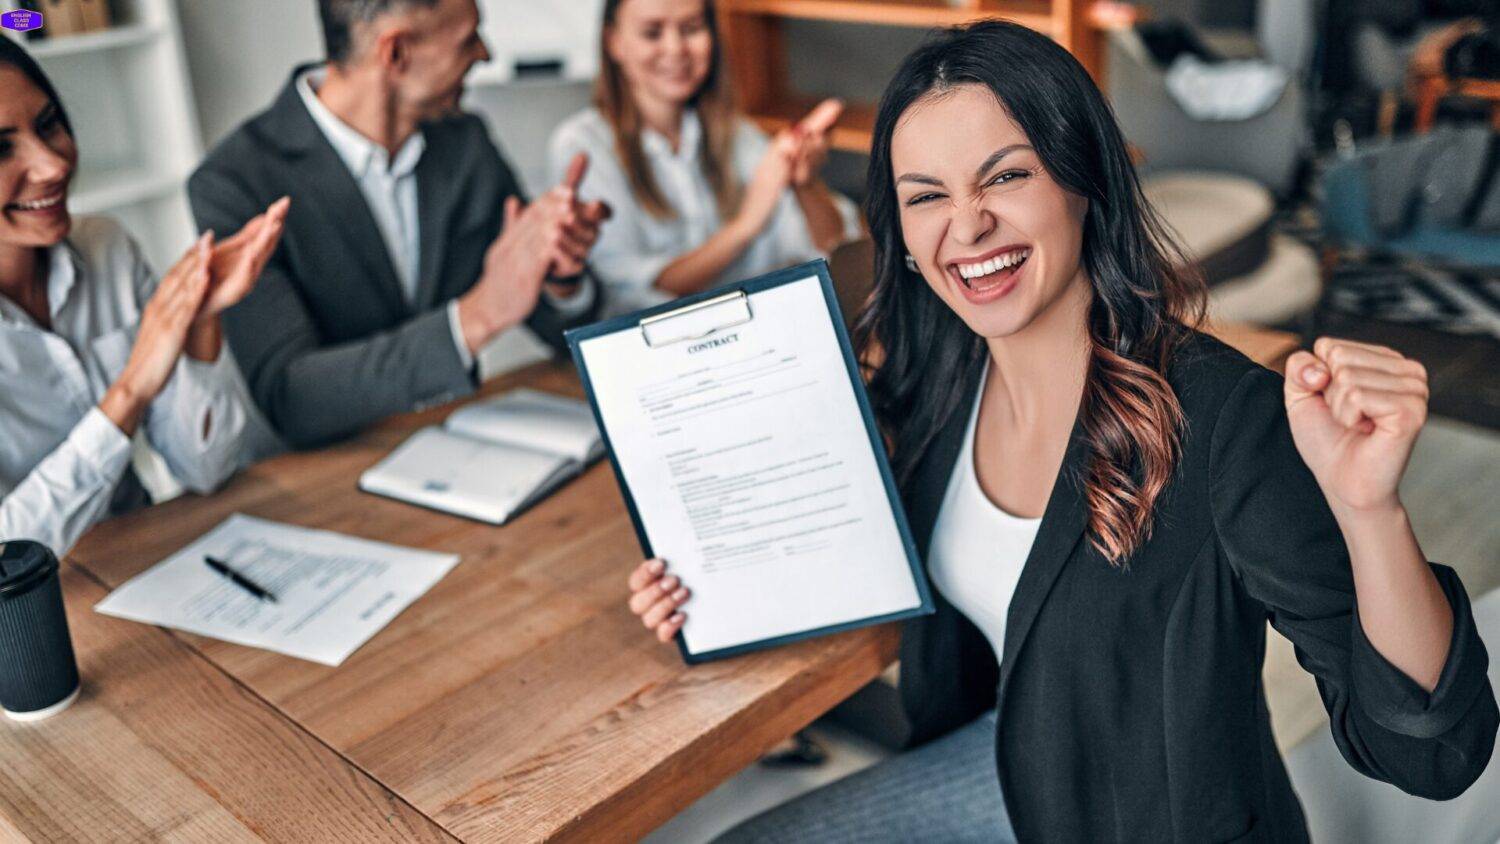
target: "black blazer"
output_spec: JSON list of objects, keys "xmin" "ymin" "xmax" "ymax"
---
[
  {"xmin": 896, "ymin": 332, "xmax": 1497, "ymax": 842},
  {"xmin": 187, "ymin": 68, "xmax": 600, "ymax": 448}
]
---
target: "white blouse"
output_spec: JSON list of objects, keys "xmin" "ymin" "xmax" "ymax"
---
[
  {"xmin": 547, "ymin": 107, "xmax": 862, "ymax": 317},
  {"xmin": 928, "ymin": 363, "xmax": 1043, "ymax": 659},
  {"xmin": 0, "ymin": 216, "xmax": 246, "ymax": 555}
]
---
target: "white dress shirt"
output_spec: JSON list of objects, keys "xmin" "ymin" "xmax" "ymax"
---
[
  {"xmin": 927, "ymin": 363, "xmax": 1043, "ymax": 659},
  {"xmin": 547, "ymin": 108, "xmax": 862, "ymax": 316},
  {"xmin": 0, "ymin": 216, "xmax": 246, "ymax": 555},
  {"xmin": 298, "ymin": 69, "xmax": 592, "ymax": 370}
]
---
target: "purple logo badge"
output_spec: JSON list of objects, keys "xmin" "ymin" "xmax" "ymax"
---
[{"xmin": 0, "ymin": 10, "xmax": 42, "ymax": 32}]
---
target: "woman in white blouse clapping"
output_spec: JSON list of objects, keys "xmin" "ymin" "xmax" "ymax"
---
[
  {"xmin": 548, "ymin": 0, "xmax": 863, "ymax": 316},
  {"xmin": 0, "ymin": 40, "xmax": 286, "ymax": 555}
]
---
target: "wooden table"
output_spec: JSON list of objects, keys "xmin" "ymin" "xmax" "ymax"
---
[
  {"xmin": 55, "ymin": 363, "xmax": 897, "ymax": 843},
  {"xmin": 1, "ymin": 323, "xmax": 1299, "ymax": 842},
  {"xmin": 0, "ymin": 567, "xmax": 450, "ymax": 843}
]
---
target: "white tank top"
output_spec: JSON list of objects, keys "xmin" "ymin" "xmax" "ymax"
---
[{"xmin": 927, "ymin": 363, "xmax": 1044, "ymax": 660}]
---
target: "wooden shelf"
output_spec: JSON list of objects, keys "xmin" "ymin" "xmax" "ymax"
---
[
  {"xmin": 718, "ymin": 0, "xmax": 1112, "ymax": 154},
  {"xmin": 749, "ymin": 97, "xmax": 878, "ymax": 153},
  {"xmin": 23, "ymin": 23, "xmax": 161, "ymax": 60},
  {"xmin": 722, "ymin": 0, "xmax": 1053, "ymax": 32}
]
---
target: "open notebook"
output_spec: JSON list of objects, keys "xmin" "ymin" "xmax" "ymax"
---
[{"xmin": 359, "ymin": 389, "xmax": 604, "ymax": 524}]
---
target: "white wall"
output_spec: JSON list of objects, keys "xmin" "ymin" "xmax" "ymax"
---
[{"xmin": 176, "ymin": 0, "xmax": 323, "ymax": 150}]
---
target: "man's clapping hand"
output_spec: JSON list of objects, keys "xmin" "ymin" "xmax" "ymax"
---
[{"xmin": 457, "ymin": 152, "xmax": 611, "ymax": 354}]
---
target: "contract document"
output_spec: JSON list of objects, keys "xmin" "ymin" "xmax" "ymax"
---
[
  {"xmin": 94, "ymin": 514, "xmax": 459, "ymax": 666},
  {"xmin": 568, "ymin": 261, "xmax": 931, "ymax": 662}
]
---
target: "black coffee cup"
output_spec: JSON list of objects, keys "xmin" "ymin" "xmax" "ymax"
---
[{"xmin": 0, "ymin": 541, "xmax": 80, "ymax": 721}]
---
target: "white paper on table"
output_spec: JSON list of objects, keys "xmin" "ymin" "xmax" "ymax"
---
[
  {"xmin": 93, "ymin": 513, "xmax": 459, "ymax": 666},
  {"xmin": 575, "ymin": 273, "xmax": 924, "ymax": 656}
]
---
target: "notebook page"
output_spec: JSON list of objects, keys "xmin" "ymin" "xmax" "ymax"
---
[{"xmin": 444, "ymin": 389, "xmax": 601, "ymax": 462}]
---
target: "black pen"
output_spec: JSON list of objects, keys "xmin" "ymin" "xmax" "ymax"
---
[{"xmin": 204, "ymin": 555, "xmax": 278, "ymax": 603}]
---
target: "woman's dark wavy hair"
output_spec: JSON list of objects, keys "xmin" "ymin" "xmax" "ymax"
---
[
  {"xmin": 853, "ymin": 20, "xmax": 1205, "ymax": 564},
  {"xmin": 0, "ymin": 38, "xmax": 72, "ymax": 137}
]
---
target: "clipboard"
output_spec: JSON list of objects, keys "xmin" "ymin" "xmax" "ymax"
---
[{"xmin": 566, "ymin": 260, "xmax": 933, "ymax": 664}]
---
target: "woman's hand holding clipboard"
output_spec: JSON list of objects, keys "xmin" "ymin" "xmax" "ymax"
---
[{"xmin": 567, "ymin": 261, "xmax": 932, "ymax": 663}]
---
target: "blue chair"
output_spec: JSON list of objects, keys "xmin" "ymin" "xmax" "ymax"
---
[{"xmin": 1320, "ymin": 151, "xmax": 1500, "ymax": 268}]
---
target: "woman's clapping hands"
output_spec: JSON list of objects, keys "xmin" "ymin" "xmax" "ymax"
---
[
  {"xmin": 99, "ymin": 198, "xmax": 289, "ymax": 435},
  {"xmin": 783, "ymin": 98, "xmax": 842, "ymax": 187},
  {"xmin": 736, "ymin": 98, "xmax": 843, "ymax": 236},
  {"xmin": 199, "ymin": 196, "xmax": 289, "ymax": 324}
]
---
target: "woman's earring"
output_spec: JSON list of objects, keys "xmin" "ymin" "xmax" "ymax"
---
[{"xmin": 904, "ymin": 254, "xmax": 919, "ymax": 273}]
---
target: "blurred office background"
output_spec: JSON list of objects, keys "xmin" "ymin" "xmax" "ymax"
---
[{"xmin": 11, "ymin": 0, "xmax": 1499, "ymax": 839}]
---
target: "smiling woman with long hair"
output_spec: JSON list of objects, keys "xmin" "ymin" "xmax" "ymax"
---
[
  {"xmin": 626, "ymin": 21, "xmax": 1497, "ymax": 842},
  {"xmin": 0, "ymin": 39, "xmax": 286, "ymax": 556},
  {"xmin": 547, "ymin": 0, "xmax": 862, "ymax": 316}
]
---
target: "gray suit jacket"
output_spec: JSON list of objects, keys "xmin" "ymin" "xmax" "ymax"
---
[{"xmin": 188, "ymin": 68, "xmax": 599, "ymax": 449}]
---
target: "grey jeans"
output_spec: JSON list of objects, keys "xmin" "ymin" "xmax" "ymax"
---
[{"xmin": 714, "ymin": 711, "xmax": 1016, "ymax": 843}]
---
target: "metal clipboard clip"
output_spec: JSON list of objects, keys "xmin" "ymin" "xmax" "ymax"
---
[{"xmin": 638, "ymin": 290, "xmax": 753, "ymax": 348}]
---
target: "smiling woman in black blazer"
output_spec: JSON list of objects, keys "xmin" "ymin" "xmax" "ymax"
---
[{"xmin": 626, "ymin": 21, "xmax": 1498, "ymax": 842}]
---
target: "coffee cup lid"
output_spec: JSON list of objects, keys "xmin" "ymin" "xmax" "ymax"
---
[{"xmin": 0, "ymin": 541, "xmax": 59, "ymax": 599}]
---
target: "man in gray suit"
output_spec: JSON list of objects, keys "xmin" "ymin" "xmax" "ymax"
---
[{"xmin": 189, "ymin": 0, "xmax": 606, "ymax": 449}]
